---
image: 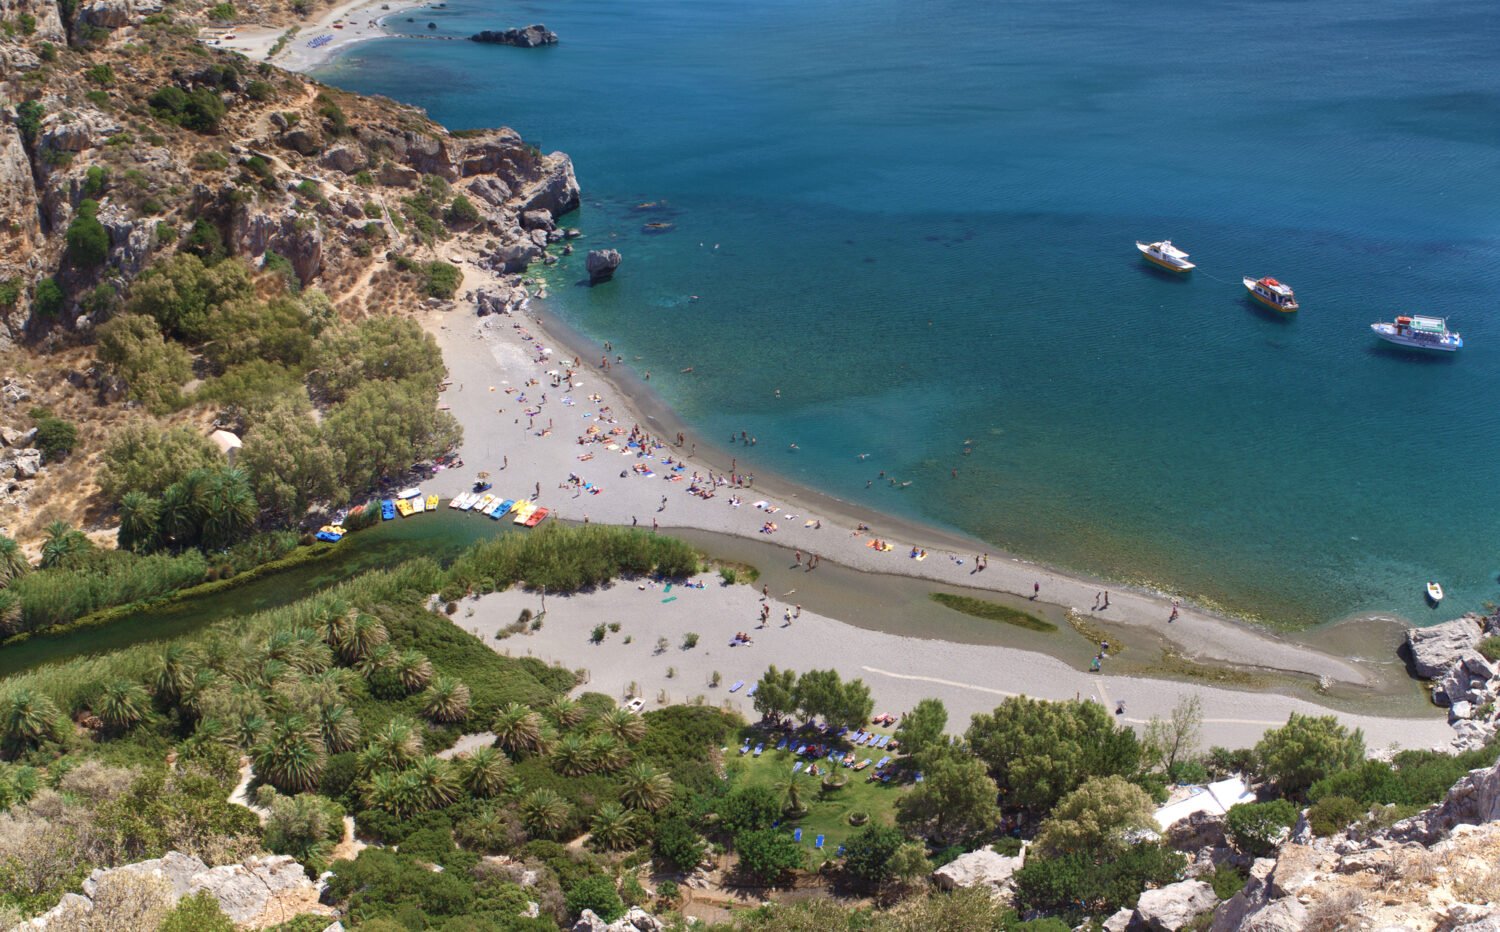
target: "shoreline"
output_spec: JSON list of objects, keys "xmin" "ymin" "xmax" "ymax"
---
[
  {"xmin": 208, "ymin": 0, "xmax": 432, "ymax": 72},
  {"xmin": 416, "ymin": 257, "xmax": 1443, "ymax": 720}
]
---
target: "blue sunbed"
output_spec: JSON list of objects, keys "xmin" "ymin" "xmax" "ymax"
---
[
  {"xmin": 815, "ymin": 835, "xmax": 824, "ymax": 849},
  {"xmin": 747, "ymin": 683, "xmax": 758, "ymax": 696},
  {"xmin": 795, "ymin": 744, "xmax": 806, "ymax": 755},
  {"xmin": 876, "ymin": 756, "xmax": 890, "ymax": 769},
  {"xmin": 729, "ymin": 680, "xmax": 744, "ymax": 693},
  {"xmin": 851, "ymin": 730, "xmax": 865, "ymax": 743},
  {"xmin": 914, "ymin": 772, "xmax": 924, "ymax": 783},
  {"xmin": 792, "ymin": 761, "xmax": 803, "ymax": 773},
  {"xmin": 793, "ymin": 828, "xmax": 802, "ymax": 843},
  {"xmin": 878, "ymin": 735, "xmax": 891, "ymax": 748},
  {"xmin": 775, "ymin": 738, "xmax": 788, "ymax": 750},
  {"xmin": 753, "ymin": 744, "xmax": 764, "ymax": 757}
]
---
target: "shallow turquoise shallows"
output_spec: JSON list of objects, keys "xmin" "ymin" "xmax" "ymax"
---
[{"xmin": 319, "ymin": 0, "xmax": 1500, "ymax": 627}]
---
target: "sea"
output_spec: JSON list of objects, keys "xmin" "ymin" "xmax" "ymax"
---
[{"xmin": 317, "ymin": 0, "xmax": 1500, "ymax": 628}]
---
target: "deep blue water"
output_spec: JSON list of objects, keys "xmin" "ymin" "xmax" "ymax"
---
[{"xmin": 319, "ymin": 0, "xmax": 1500, "ymax": 626}]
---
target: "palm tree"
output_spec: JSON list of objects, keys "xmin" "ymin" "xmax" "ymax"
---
[
  {"xmin": 545, "ymin": 696, "xmax": 585, "ymax": 729},
  {"xmin": 179, "ymin": 667, "xmax": 221, "ymax": 721},
  {"xmin": 777, "ymin": 775, "xmax": 805, "ymax": 816},
  {"xmin": 618, "ymin": 761, "xmax": 674, "ymax": 813},
  {"xmin": 199, "ymin": 468, "xmax": 257, "ymax": 550},
  {"xmin": 460, "ymin": 746, "xmax": 512, "ymax": 798},
  {"xmin": 408, "ymin": 755, "xmax": 460, "ymax": 811},
  {"xmin": 157, "ymin": 479, "xmax": 199, "ymax": 549},
  {"xmin": 551, "ymin": 733, "xmax": 595, "ymax": 777},
  {"xmin": 267, "ymin": 629, "xmax": 331, "ymax": 675},
  {"xmin": 599, "ymin": 708, "xmax": 647, "ymax": 744},
  {"xmin": 587, "ymin": 733, "xmax": 629, "ymax": 773},
  {"xmin": 491, "ymin": 703, "xmax": 546, "ymax": 756},
  {"xmin": 421, "ymin": 676, "xmax": 471, "ymax": 724},
  {"xmin": 151, "ymin": 645, "xmax": 195, "ymax": 705},
  {"xmin": 341, "ymin": 616, "xmax": 389, "ymax": 666},
  {"xmin": 237, "ymin": 712, "xmax": 270, "ymax": 749},
  {"xmin": 0, "ymin": 534, "xmax": 32, "ymax": 584},
  {"xmin": 116, "ymin": 492, "xmax": 161, "ymax": 553},
  {"xmin": 256, "ymin": 658, "xmax": 293, "ymax": 690},
  {"xmin": 0, "ymin": 688, "xmax": 62, "ymax": 757},
  {"xmin": 393, "ymin": 650, "xmax": 434, "ymax": 693},
  {"xmin": 364, "ymin": 770, "xmax": 423, "ymax": 820},
  {"xmin": 317, "ymin": 703, "xmax": 362, "ymax": 753},
  {"xmin": 317, "ymin": 601, "xmax": 355, "ymax": 653},
  {"xmin": 359, "ymin": 716, "xmax": 424, "ymax": 774},
  {"xmin": 519, "ymin": 787, "xmax": 572, "ymax": 839},
  {"xmin": 251, "ymin": 714, "xmax": 326, "ymax": 793},
  {"xmin": 588, "ymin": 802, "xmax": 639, "ymax": 851},
  {"xmin": 39, "ymin": 521, "xmax": 91, "ymax": 569},
  {"xmin": 355, "ymin": 643, "xmax": 395, "ymax": 679},
  {"xmin": 94, "ymin": 681, "xmax": 150, "ymax": 731}
]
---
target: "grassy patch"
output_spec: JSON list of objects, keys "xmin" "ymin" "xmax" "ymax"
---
[
  {"xmin": 726, "ymin": 726, "xmax": 910, "ymax": 861},
  {"xmin": 1157, "ymin": 648, "xmax": 1266, "ymax": 688},
  {"xmin": 1066, "ymin": 609, "xmax": 1121, "ymax": 654},
  {"xmin": 930, "ymin": 592, "xmax": 1056, "ymax": 632}
]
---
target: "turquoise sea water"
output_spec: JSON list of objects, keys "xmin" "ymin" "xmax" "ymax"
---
[{"xmin": 319, "ymin": 0, "xmax": 1500, "ymax": 627}]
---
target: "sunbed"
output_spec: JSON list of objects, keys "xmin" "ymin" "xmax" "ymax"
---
[
  {"xmin": 753, "ymin": 744, "xmax": 764, "ymax": 757},
  {"xmin": 775, "ymin": 738, "xmax": 787, "ymax": 751},
  {"xmin": 793, "ymin": 828, "xmax": 802, "ymax": 843},
  {"xmin": 792, "ymin": 762, "xmax": 803, "ymax": 774},
  {"xmin": 877, "ymin": 735, "xmax": 891, "ymax": 748},
  {"xmin": 747, "ymin": 683, "xmax": 758, "ymax": 697},
  {"xmin": 728, "ymin": 680, "xmax": 744, "ymax": 693},
  {"xmin": 853, "ymin": 759, "xmax": 871, "ymax": 771},
  {"xmin": 815, "ymin": 835, "xmax": 824, "ymax": 849}
]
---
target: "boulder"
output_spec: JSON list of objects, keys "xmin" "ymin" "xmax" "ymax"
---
[
  {"xmin": 491, "ymin": 240, "xmax": 543, "ymax": 273},
  {"xmin": 1239, "ymin": 899, "xmax": 1310, "ymax": 932},
  {"xmin": 1390, "ymin": 757, "xmax": 1500, "ymax": 844},
  {"xmin": 1134, "ymin": 879, "xmax": 1216, "ymax": 931},
  {"xmin": 40, "ymin": 109, "xmax": 121, "ymax": 153},
  {"xmin": 321, "ymin": 145, "xmax": 366, "ymax": 174},
  {"xmin": 1103, "ymin": 907, "xmax": 1138, "ymax": 932},
  {"xmin": 188, "ymin": 854, "xmax": 310, "ymax": 924},
  {"xmin": 572, "ymin": 910, "xmax": 611, "ymax": 932},
  {"xmin": 1407, "ymin": 616, "xmax": 1484, "ymax": 679},
  {"xmin": 378, "ymin": 162, "xmax": 422, "ymax": 188},
  {"xmin": 466, "ymin": 176, "xmax": 513, "ymax": 207},
  {"xmin": 1452, "ymin": 919, "xmax": 1500, "ymax": 932},
  {"xmin": 521, "ymin": 209, "xmax": 555, "ymax": 231},
  {"xmin": 930, "ymin": 846, "xmax": 1024, "ymax": 894},
  {"xmin": 0, "ymin": 426, "xmax": 34, "ymax": 447},
  {"xmin": 1266, "ymin": 843, "xmax": 1328, "ymax": 899},
  {"xmin": 586, "ymin": 248, "xmax": 622, "ymax": 284},
  {"xmin": 83, "ymin": 851, "xmax": 207, "ymax": 900},
  {"xmin": 470, "ymin": 24, "xmax": 559, "ymax": 47},
  {"xmin": 12, "ymin": 448, "xmax": 41, "ymax": 479},
  {"xmin": 75, "ymin": 0, "xmax": 131, "ymax": 29},
  {"xmin": 279, "ymin": 128, "xmax": 323, "ymax": 157},
  {"xmin": 1452, "ymin": 700, "xmax": 1475, "ymax": 721},
  {"xmin": 1166, "ymin": 810, "xmax": 1226, "ymax": 853}
]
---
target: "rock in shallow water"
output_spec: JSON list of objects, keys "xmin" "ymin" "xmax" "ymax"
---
[
  {"xmin": 470, "ymin": 24, "xmax": 558, "ymax": 47},
  {"xmin": 586, "ymin": 249, "xmax": 621, "ymax": 284}
]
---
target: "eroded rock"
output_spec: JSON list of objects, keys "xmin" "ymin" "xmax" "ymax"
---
[{"xmin": 586, "ymin": 248, "xmax": 621, "ymax": 284}]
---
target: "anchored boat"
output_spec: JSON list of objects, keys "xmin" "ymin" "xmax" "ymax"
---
[
  {"xmin": 1243, "ymin": 276, "xmax": 1298, "ymax": 312},
  {"xmin": 1371, "ymin": 315, "xmax": 1462, "ymax": 352},
  {"xmin": 1136, "ymin": 240, "xmax": 1195, "ymax": 273}
]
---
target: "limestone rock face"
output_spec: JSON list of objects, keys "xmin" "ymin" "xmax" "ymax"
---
[
  {"xmin": 931, "ymin": 846, "xmax": 1025, "ymax": 894},
  {"xmin": 1390, "ymin": 758, "xmax": 1500, "ymax": 844},
  {"xmin": 321, "ymin": 145, "xmax": 366, "ymax": 174},
  {"xmin": 0, "ymin": 0, "xmax": 66, "ymax": 40},
  {"xmin": 491, "ymin": 240, "xmax": 543, "ymax": 274},
  {"xmin": 1407, "ymin": 616, "xmax": 1485, "ymax": 679},
  {"xmin": 466, "ymin": 176, "xmax": 513, "ymax": 207},
  {"xmin": 75, "ymin": 0, "xmax": 132, "ymax": 29},
  {"xmin": 279, "ymin": 127, "xmax": 323, "ymax": 157},
  {"xmin": 0, "ymin": 122, "xmax": 42, "ymax": 262},
  {"xmin": 1238, "ymin": 899, "xmax": 1310, "ymax": 932},
  {"xmin": 586, "ymin": 248, "xmax": 621, "ymax": 284},
  {"xmin": 521, "ymin": 208, "xmax": 555, "ymax": 231},
  {"xmin": 1134, "ymin": 880, "xmax": 1217, "ymax": 932}
]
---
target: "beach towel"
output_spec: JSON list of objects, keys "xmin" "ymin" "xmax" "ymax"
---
[{"xmin": 661, "ymin": 596, "xmax": 677, "ymax": 604}]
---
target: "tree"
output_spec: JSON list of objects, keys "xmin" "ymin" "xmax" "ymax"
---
[
  {"xmin": 842, "ymin": 823, "xmax": 907, "ymax": 890},
  {"xmin": 735, "ymin": 829, "xmax": 804, "ymax": 884},
  {"xmin": 895, "ymin": 746, "xmax": 1001, "ymax": 845},
  {"xmin": 117, "ymin": 491, "xmax": 162, "ymax": 552},
  {"xmin": 618, "ymin": 761, "xmax": 673, "ymax": 812},
  {"xmin": 0, "ymin": 534, "xmax": 29, "ymax": 585},
  {"xmin": 719, "ymin": 783, "xmax": 781, "ymax": 834},
  {"xmin": 15, "ymin": 100, "xmax": 44, "ymax": 145},
  {"xmin": 421, "ymin": 675, "xmax": 471, "ymax": 724},
  {"xmin": 587, "ymin": 733, "xmax": 628, "ymax": 773},
  {"xmin": 597, "ymin": 707, "xmax": 646, "ymax": 743},
  {"xmin": 492, "ymin": 703, "xmax": 547, "ymax": 756},
  {"xmin": 459, "ymin": 746, "xmax": 512, "ymax": 798},
  {"xmin": 565, "ymin": 874, "xmax": 623, "ymax": 923},
  {"xmin": 262, "ymin": 792, "xmax": 344, "ymax": 872},
  {"xmin": 1254, "ymin": 713, "xmax": 1365, "ymax": 798},
  {"xmin": 358, "ymin": 716, "xmax": 423, "ymax": 775},
  {"xmin": 1033, "ymin": 776, "xmax": 1156, "ymax": 859},
  {"xmin": 1224, "ymin": 799, "xmax": 1297, "ymax": 857},
  {"xmin": 337, "ymin": 614, "xmax": 389, "ymax": 666},
  {"xmin": 588, "ymin": 802, "xmax": 639, "ymax": 851},
  {"xmin": 95, "ymin": 314, "xmax": 194, "ymax": 413},
  {"xmin": 407, "ymin": 755, "xmax": 460, "ymax": 811},
  {"xmin": 552, "ymin": 733, "xmax": 596, "ymax": 777},
  {"xmin": 65, "ymin": 199, "xmax": 110, "ymax": 268},
  {"xmin": 323, "ymin": 379, "xmax": 461, "ymax": 493},
  {"xmin": 0, "ymin": 688, "xmax": 62, "ymax": 757},
  {"xmin": 151, "ymin": 644, "xmax": 195, "ymax": 705},
  {"xmin": 39, "ymin": 520, "xmax": 93, "ymax": 569},
  {"xmin": 126, "ymin": 253, "xmax": 253, "ymax": 342},
  {"xmin": 252, "ymin": 715, "xmax": 326, "ymax": 794},
  {"xmin": 99, "ymin": 423, "xmax": 221, "ymax": 500},
  {"xmin": 653, "ymin": 817, "xmax": 705, "ymax": 872},
  {"xmin": 95, "ymin": 680, "xmax": 150, "ymax": 731},
  {"xmin": 1013, "ymin": 842, "xmax": 1186, "ymax": 921},
  {"xmin": 32, "ymin": 277, "xmax": 63, "ymax": 316},
  {"xmin": 966, "ymin": 696, "xmax": 1141, "ymax": 815},
  {"xmin": 392, "ymin": 649, "xmax": 433, "ymax": 693},
  {"xmin": 31, "ymin": 415, "xmax": 77, "ymax": 462},
  {"xmin": 753, "ymin": 665, "xmax": 798, "ymax": 720},
  {"xmin": 237, "ymin": 401, "xmax": 345, "ymax": 521},
  {"xmin": 309, "ymin": 317, "xmax": 447, "ymax": 403},
  {"xmin": 894, "ymin": 697, "xmax": 949, "ymax": 761},
  {"xmin": 545, "ymin": 696, "xmax": 585, "ymax": 729},
  {"xmin": 1142, "ymin": 695, "xmax": 1203, "ymax": 774},
  {"xmin": 519, "ymin": 787, "xmax": 572, "ymax": 838},
  {"xmin": 317, "ymin": 704, "xmax": 362, "ymax": 754},
  {"xmin": 159, "ymin": 891, "xmax": 235, "ymax": 932}
]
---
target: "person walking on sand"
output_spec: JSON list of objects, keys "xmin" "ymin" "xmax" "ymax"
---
[
  {"xmin": 761, "ymin": 584, "xmax": 769, "ymax": 601},
  {"xmin": 1102, "ymin": 591, "xmax": 1110, "ymax": 610},
  {"xmin": 632, "ymin": 516, "xmax": 638, "ymax": 526},
  {"xmin": 794, "ymin": 549, "xmax": 802, "ymax": 567},
  {"xmin": 794, "ymin": 604, "xmax": 801, "ymax": 618},
  {"xmin": 1169, "ymin": 599, "xmax": 1180, "ymax": 623},
  {"xmin": 503, "ymin": 455, "xmax": 508, "ymax": 470},
  {"xmin": 1032, "ymin": 581, "xmax": 1040, "ymax": 600},
  {"xmin": 652, "ymin": 518, "xmax": 658, "ymax": 532},
  {"xmin": 783, "ymin": 607, "xmax": 792, "ymax": 625}
]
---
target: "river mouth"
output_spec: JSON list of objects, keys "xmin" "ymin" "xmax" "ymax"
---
[{"xmin": 0, "ymin": 513, "xmax": 1436, "ymax": 720}]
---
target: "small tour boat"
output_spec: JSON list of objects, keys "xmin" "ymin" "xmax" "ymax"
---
[
  {"xmin": 1136, "ymin": 240, "xmax": 1195, "ymax": 273},
  {"xmin": 1243, "ymin": 276, "xmax": 1298, "ymax": 312},
  {"xmin": 1371, "ymin": 315, "xmax": 1462, "ymax": 352},
  {"xmin": 1427, "ymin": 581, "xmax": 1444, "ymax": 604}
]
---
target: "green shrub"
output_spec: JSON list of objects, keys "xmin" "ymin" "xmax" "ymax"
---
[
  {"xmin": 149, "ymin": 85, "xmax": 227, "ymax": 133},
  {"xmin": 192, "ymin": 150, "xmax": 230, "ymax": 171},
  {"xmin": 158, "ymin": 891, "xmax": 234, "ymax": 931},
  {"xmin": 1306, "ymin": 795, "xmax": 1364, "ymax": 837},
  {"xmin": 32, "ymin": 416, "xmax": 78, "ymax": 462},
  {"xmin": 245, "ymin": 79, "xmax": 274, "ymax": 101},
  {"xmin": 83, "ymin": 166, "xmax": 108, "ymax": 198},
  {"xmin": 1478, "ymin": 637, "xmax": 1500, "ymax": 663},
  {"xmin": 1012, "ymin": 843, "xmax": 1186, "ymax": 922},
  {"xmin": 1224, "ymin": 799, "xmax": 1297, "ymax": 857},
  {"xmin": 423, "ymin": 261, "xmax": 461, "ymax": 299},
  {"xmin": 66, "ymin": 199, "xmax": 110, "ymax": 268},
  {"xmin": 1254, "ymin": 713, "xmax": 1364, "ymax": 799},
  {"xmin": 84, "ymin": 63, "xmax": 115, "ymax": 85},
  {"xmin": 734, "ymin": 829, "xmax": 804, "ymax": 884},
  {"xmin": 445, "ymin": 195, "xmax": 480, "ymax": 226},
  {"xmin": 564, "ymin": 874, "xmax": 623, "ymax": 922},
  {"xmin": 207, "ymin": 2, "xmax": 235, "ymax": 21},
  {"xmin": 1209, "ymin": 862, "xmax": 1248, "ymax": 900},
  {"xmin": 0, "ymin": 278, "xmax": 18, "ymax": 308}
]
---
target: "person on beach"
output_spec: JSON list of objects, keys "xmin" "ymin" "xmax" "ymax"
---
[
  {"xmin": 659, "ymin": 495, "xmax": 668, "ymax": 511},
  {"xmin": 652, "ymin": 518, "xmax": 659, "ymax": 532},
  {"xmin": 1032, "ymin": 581, "xmax": 1040, "ymax": 600},
  {"xmin": 503, "ymin": 455, "xmax": 508, "ymax": 470},
  {"xmin": 632, "ymin": 516, "xmax": 638, "ymax": 526},
  {"xmin": 1169, "ymin": 601, "xmax": 1179, "ymax": 623},
  {"xmin": 783, "ymin": 607, "xmax": 792, "ymax": 625},
  {"xmin": 794, "ymin": 604, "xmax": 801, "ymax": 618},
  {"xmin": 1102, "ymin": 591, "xmax": 1111, "ymax": 610},
  {"xmin": 761, "ymin": 585, "xmax": 769, "ymax": 601},
  {"xmin": 794, "ymin": 549, "xmax": 803, "ymax": 566},
  {"xmin": 534, "ymin": 482, "xmax": 541, "ymax": 499}
]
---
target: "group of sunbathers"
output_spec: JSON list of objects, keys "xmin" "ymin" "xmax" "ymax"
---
[{"xmin": 731, "ymin": 631, "xmax": 754, "ymax": 644}]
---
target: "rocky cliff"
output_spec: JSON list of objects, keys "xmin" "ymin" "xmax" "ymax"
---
[{"xmin": 0, "ymin": 0, "xmax": 578, "ymax": 536}]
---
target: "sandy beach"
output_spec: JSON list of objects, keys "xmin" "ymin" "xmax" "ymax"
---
[
  {"xmin": 207, "ymin": 0, "xmax": 439, "ymax": 72},
  {"xmin": 460, "ymin": 574, "xmax": 1453, "ymax": 752},
  {"xmin": 400, "ymin": 256, "xmax": 1451, "ymax": 751}
]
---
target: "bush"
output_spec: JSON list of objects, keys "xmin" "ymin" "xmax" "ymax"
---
[
  {"xmin": 735, "ymin": 829, "xmax": 804, "ymax": 884},
  {"xmin": 149, "ymin": 85, "xmax": 227, "ymax": 134},
  {"xmin": 1012, "ymin": 843, "xmax": 1186, "ymax": 921},
  {"xmin": 841, "ymin": 824, "xmax": 905, "ymax": 890},
  {"xmin": 66, "ymin": 200, "xmax": 109, "ymax": 268},
  {"xmin": 32, "ymin": 416, "xmax": 78, "ymax": 462},
  {"xmin": 652, "ymin": 817, "xmax": 705, "ymax": 873},
  {"xmin": 245, "ymin": 79, "xmax": 274, "ymax": 101},
  {"xmin": 445, "ymin": 195, "xmax": 480, "ymax": 226},
  {"xmin": 0, "ymin": 278, "xmax": 18, "ymax": 308},
  {"xmin": 564, "ymin": 874, "xmax": 622, "ymax": 923},
  {"xmin": 423, "ymin": 260, "xmax": 461, "ymax": 299},
  {"xmin": 1307, "ymin": 795, "xmax": 1364, "ymax": 837},
  {"xmin": 1254, "ymin": 713, "xmax": 1365, "ymax": 799},
  {"xmin": 1225, "ymin": 799, "xmax": 1297, "ymax": 857},
  {"xmin": 84, "ymin": 64, "xmax": 115, "ymax": 86},
  {"xmin": 1478, "ymin": 637, "xmax": 1500, "ymax": 663},
  {"xmin": 32, "ymin": 278, "xmax": 63, "ymax": 316},
  {"xmin": 158, "ymin": 891, "xmax": 234, "ymax": 931},
  {"xmin": 83, "ymin": 166, "xmax": 108, "ymax": 198}
]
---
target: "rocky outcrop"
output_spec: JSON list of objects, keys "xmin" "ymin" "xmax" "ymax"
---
[
  {"xmin": 21, "ymin": 851, "xmax": 330, "ymax": 929},
  {"xmin": 570, "ymin": 906, "xmax": 664, "ymax": 932},
  {"xmin": 1407, "ymin": 615, "xmax": 1485, "ymax": 679},
  {"xmin": 470, "ymin": 24, "xmax": 558, "ymax": 47},
  {"xmin": 0, "ymin": 0, "xmax": 66, "ymax": 42},
  {"xmin": 320, "ymin": 144, "xmax": 366, "ymax": 174},
  {"xmin": 931, "ymin": 846, "xmax": 1025, "ymax": 896},
  {"xmin": 586, "ymin": 248, "xmax": 621, "ymax": 284},
  {"xmin": 1134, "ymin": 880, "xmax": 1217, "ymax": 931}
]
